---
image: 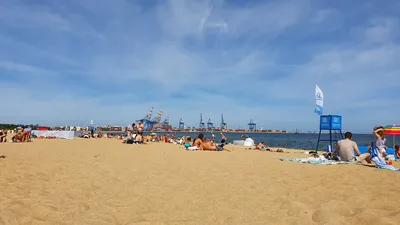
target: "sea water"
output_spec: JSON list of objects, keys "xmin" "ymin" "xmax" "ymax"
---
[{"xmin": 76, "ymin": 131, "xmax": 387, "ymax": 150}]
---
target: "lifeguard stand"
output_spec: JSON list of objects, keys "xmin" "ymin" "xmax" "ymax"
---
[{"xmin": 316, "ymin": 115, "xmax": 343, "ymax": 151}]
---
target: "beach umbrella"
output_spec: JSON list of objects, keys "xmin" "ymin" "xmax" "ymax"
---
[{"xmin": 384, "ymin": 125, "xmax": 400, "ymax": 148}]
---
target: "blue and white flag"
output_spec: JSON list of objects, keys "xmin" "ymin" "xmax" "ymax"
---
[{"xmin": 314, "ymin": 85, "xmax": 324, "ymax": 115}]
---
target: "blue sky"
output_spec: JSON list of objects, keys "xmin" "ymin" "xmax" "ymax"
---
[{"xmin": 1, "ymin": 0, "xmax": 399, "ymax": 133}]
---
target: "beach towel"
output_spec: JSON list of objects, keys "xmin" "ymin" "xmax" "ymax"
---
[
  {"xmin": 280, "ymin": 156, "xmax": 350, "ymax": 165},
  {"xmin": 187, "ymin": 146, "xmax": 199, "ymax": 151},
  {"xmin": 370, "ymin": 147, "xmax": 400, "ymax": 171}
]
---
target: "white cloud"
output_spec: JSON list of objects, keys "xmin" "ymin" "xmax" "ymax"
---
[{"xmin": 363, "ymin": 17, "xmax": 399, "ymax": 44}]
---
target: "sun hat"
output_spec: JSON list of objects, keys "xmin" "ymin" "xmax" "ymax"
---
[{"xmin": 373, "ymin": 126, "xmax": 384, "ymax": 131}]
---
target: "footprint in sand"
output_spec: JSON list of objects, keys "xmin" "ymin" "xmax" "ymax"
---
[
  {"xmin": 30, "ymin": 205, "xmax": 62, "ymax": 222},
  {"xmin": 312, "ymin": 209, "xmax": 333, "ymax": 223},
  {"xmin": 0, "ymin": 210, "xmax": 18, "ymax": 225}
]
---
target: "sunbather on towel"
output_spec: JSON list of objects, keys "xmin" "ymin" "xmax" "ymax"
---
[
  {"xmin": 255, "ymin": 142, "xmax": 266, "ymax": 150},
  {"xmin": 201, "ymin": 141, "xmax": 231, "ymax": 151},
  {"xmin": 193, "ymin": 133, "xmax": 230, "ymax": 151},
  {"xmin": 193, "ymin": 133, "xmax": 205, "ymax": 150}
]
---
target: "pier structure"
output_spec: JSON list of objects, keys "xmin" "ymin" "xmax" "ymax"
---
[
  {"xmin": 137, "ymin": 108, "xmax": 167, "ymax": 130},
  {"xmin": 147, "ymin": 110, "xmax": 164, "ymax": 130},
  {"xmin": 152, "ymin": 110, "xmax": 164, "ymax": 124},
  {"xmin": 137, "ymin": 107, "xmax": 154, "ymax": 130},
  {"xmin": 248, "ymin": 119, "xmax": 256, "ymax": 131},
  {"xmin": 178, "ymin": 118, "xmax": 185, "ymax": 129},
  {"xmin": 162, "ymin": 113, "xmax": 170, "ymax": 126},
  {"xmin": 220, "ymin": 114, "xmax": 227, "ymax": 130},
  {"xmin": 207, "ymin": 118, "xmax": 214, "ymax": 130},
  {"xmin": 199, "ymin": 114, "xmax": 205, "ymax": 130}
]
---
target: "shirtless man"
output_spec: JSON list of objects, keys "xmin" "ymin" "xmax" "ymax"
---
[
  {"xmin": 256, "ymin": 142, "xmax": 266, "ymax": 150},
  {"xmin": 12, "ymin": 128, "xmax": 26, "ymax": 142},
  {"xmin": 135, "ymin": 122, "xmax": 144, "ymax": 143}
]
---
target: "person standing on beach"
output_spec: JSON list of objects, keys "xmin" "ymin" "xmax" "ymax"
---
[
  {"xmin": 0, "ymin": 129, "xmax": 7, "ymax": 143},
  {"xmin": 136, "ymin": 122, "xmax": 144, "ymax": 143},
  {"xmin": 336, "ymin": 132, "xmax": 370, "ymax": 163}
]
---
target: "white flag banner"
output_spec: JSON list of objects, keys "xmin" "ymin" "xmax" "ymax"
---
[{"xmin": 314, "ymin": 85, "xmax": 324, "ymax": 115}]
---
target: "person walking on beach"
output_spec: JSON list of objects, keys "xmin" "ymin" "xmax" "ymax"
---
[{"xmin": 336, "ymin": 132, "xmax": 370, "ymax": 163}]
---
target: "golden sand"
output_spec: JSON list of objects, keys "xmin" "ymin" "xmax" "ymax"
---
[{"xmin": 1, "ymin": 138, "xmax": 400, "ymax": 225}]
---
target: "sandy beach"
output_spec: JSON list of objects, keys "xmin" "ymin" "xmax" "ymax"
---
[{"xmin": 1, "ymin": 138, "xmax": 400, "ymax": 225}]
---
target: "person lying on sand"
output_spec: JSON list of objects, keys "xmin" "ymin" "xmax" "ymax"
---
[
  {"xmin": 193, "ymin": 133, "xmax": 205, "ymax": 149},
  {"xmin": 193, "ymin": 133, "xmax": 230, "ymax": 151},
  {"xmin": 255, "ymin": 142, "xmax": 265, "ymax": 150},
  {"xmin": 201, "ymin": 141, "xmax": 231, "ymax": 152}
]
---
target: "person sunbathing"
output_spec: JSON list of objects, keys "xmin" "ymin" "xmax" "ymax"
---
[
  {"xmin": 12, "ymin": 128, "xmax": 27, "ymax": 142},
  {"xmin": 124, "ymin": 133, "xmax": 135, "ymax": 144},
  {"xmin": 190, "ymin": 133, "xmax": 225, "ymax": 151},
  {"xmin": 202, "ymin": 141, "xmax": 231, "ymax": 152},
  {"xmin": 255, "ymin": 142, "xmax": 267, "ymax": 150},
  {"xmin": 395, "ymin": 145, "xmax": 399, "ymax": 160},
  {"xmin": 193, "ymin": 133, "xmax": 205, "ymax": 149}
]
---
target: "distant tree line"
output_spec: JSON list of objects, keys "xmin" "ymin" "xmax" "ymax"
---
[
  {"xmin": 0, "ymin": 124, "xmax": 19, "ymax": 130},
  {"xmin": 0, "ymin": 124, "xmax": 51, "ymax": 130}
]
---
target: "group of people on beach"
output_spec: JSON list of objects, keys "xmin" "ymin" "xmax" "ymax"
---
[
  {"xmin": 335, "ymin": 126, "xmax": 400, "ymax": 166},
  {"xmin": 121, "ymin": 122, "xmax": 145, "ymax": 144},
  {"xmin": 183, "ymin": 132, "xmax": 230, "ymax": 151},
  {"xmin": 0, "ymin": 127, "xmax": 31, "ymax": 143}
]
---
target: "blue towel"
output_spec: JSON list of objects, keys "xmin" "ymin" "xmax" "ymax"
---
[{"xmin": 370, "ymin": 147, "xmax": 400, "ymax": 171}]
